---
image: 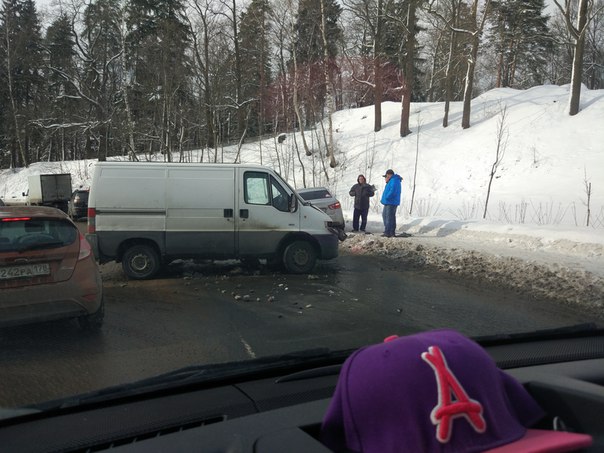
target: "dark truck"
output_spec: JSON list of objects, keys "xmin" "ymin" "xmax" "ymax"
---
[{"xmin": 24, "ymin": 174, "xmax": 72, "ymax": 213}]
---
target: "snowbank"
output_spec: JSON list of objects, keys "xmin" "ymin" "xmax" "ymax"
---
[{"xmin": 343, "ymin": 218, "xmax": 604, "ymax": 312}]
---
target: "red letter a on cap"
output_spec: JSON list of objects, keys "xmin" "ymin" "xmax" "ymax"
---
[{"xmin": 421, "ymin": 346, "xmax": 486, "ymax": 443}]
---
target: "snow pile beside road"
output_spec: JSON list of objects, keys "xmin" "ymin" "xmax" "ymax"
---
[{"xmin": 342, "ymin": 220, "xmax": 604, "ymax": 312}]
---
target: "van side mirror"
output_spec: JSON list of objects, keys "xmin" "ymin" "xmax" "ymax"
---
[{"xmin": 288, "ymin": 194, "xmax": 296, "ymax": 212}]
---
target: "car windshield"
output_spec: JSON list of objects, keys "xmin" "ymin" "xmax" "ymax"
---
[{"xmin": 0, "ymin": 0, "xmax": 603, "ymax": 419}]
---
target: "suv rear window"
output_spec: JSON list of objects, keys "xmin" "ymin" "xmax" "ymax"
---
[
  {"xmin": 0, "ymin": 218, "xmax": 78, "ymax": 252},
  {"xmin": 298, "ymin": 189, "xmax": 332, "ymax": 201},
  {"xmin": 73, "ymin": 191, "xmax": 89, "ymax": 203}
]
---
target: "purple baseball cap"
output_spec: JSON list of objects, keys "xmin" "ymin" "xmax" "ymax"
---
[{"xmin": 321, "ymin": 329, "xmax": 592, "ymax": 453}]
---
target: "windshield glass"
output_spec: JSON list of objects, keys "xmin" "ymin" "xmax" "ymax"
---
[
  {"xmin": 0, "ymin": 218, "xmax": 77, "ymax": 252},
  {"xmin": 0, "ymin": 0, "xmax": 602, "ymax": 414},
  {"xmin": 73, "ymin": 191, "xmax": 89, "ymax": 203}
]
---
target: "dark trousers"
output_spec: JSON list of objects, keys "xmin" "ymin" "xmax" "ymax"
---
[
  {"xmin": 382, "ymin": 204, "xmax": 397, "ymax": 236},
  {"xmin": 352, "ymin": 208, "xmax": 368, "ymax": 231}
]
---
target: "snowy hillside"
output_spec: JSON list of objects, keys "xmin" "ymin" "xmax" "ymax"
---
[
  {"xmin": 2, "ymin": 84, "xmax": 602, "ymax": 229},
  {"xmin": 1, "ymin": 84, "xmax": 603, "ymax": 309},
  {"xmin": 331, "ymin": 84, "xmax": 603, "ymax": 226}
]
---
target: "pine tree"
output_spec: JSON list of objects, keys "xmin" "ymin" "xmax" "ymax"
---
[
  {"xmin": 294, "ymin": 0, "xmax": 342, "ymax": 126},
  {"xmin": 381, "ymin": 0, "xmax": 424, "ymax": 136},
  {"xmin": 127, "ymin": 0, "xmax": 191, "ymax": 160},
  {"xmin": 44, "ymin": 13, "xmax": 78, "ymax": 161},
  {"xmin": 0, "ymin": 0, "xmax": 44, "ymax": 167},
  {"xmin": 488, "ymin": 0, "xmax": 553, "ymax": 88},
  {"xmin": 239, "ymin": 0, "xmax": 272, "ymax": 138},
  {"xmin": 381, "ymin": 0, "xmax": 424, "ymax": 101},
  {"xmin": 82, "ymin": 0, "xmax": 122, "ymax": 160}
]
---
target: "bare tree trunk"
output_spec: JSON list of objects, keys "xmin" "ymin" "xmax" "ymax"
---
[
  {"xmin": 315, "ymin": 123, "xmax": 330, "ymax": 182},
  {"xmin": 320, "ymin": 0, "xmax": 337, "ymax": 168},
  {"xmin": 584, "ymin": 179, "xmax": 591, "ymax": 227},
  {"xmin": 443, "ymin": 23, "xmax": 457, "ymax": 128},
  {"xmin": 291, "ymin": 128, "xmax": 307, "ymax": 187},
  {"xmin": 553, "ymin": 0, "xmax": 600, "ymax": 115},
  {"xmin": 483, "ymin": 105, "xmax": 508, "ymax": 219},
  {"xmin": 3, "ymin": 20, "xmax": 28, "ymax": 167},
  {"xmin": 496, "ymin": 51, "xmax": 503, "ymax": 88},
  {"xmin": 409, "ymin": 113, "xmax": 421, "ymax": 215},
  {"xmin": 461, "ymin": 0, "xmax": 490, "ymax": 130},
  {"xmin": 231, "ymin": 0, "xmax": 244, "ymax": 137},
  {"xmin": 374, "ymin": 58, "xmax": 383, "ymax": 132},
  {"xmin": 569, "ymin": 0, "xmax": 589, "ymax": 115},
  {"xmin": 400, "ymin": 0, "xmax": 416, "ymax": 137},
  {"xmin": 426, "ymin": 28, "xmax": 444, "ymax": 103},
  {"xmin": 461, "ymin": 46, "xmax": 476, "ymax": 129},
  {"xmin": 374, "ymin": 0, "xmax": 383, "ymax": 132},
  {"xmin": 120, "ymin": 14, "xmax": 138, "ymax": 162},
  {"xmin": 188, "ymin": 1, "xmax": 216, "ymax": 149},
  {"xmin": 292, "ymin": 35, "xmax": 311, "ymax": 157},
  {"xmin": 400, "ymin": 82, "xmax": 411, "ymax": 136},
  {"xmin": 436, "ymin": 0, "xmax": 460, "ymax": 128},
  {"xmin": 233, "ymin": 106, "xmax": 250, "ymax": 164}
]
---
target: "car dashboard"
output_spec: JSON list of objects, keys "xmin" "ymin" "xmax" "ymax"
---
[{"xmin": 0, "ymin": 331, "xmax": 603, "ymax": 452}]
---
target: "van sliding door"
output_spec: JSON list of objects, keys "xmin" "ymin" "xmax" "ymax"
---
[{"xmin": 165, "ymin": 167, "xmax": 236, "ymax": 258}]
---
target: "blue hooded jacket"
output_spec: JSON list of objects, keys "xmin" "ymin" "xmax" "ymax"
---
[{"xmin": 380, "ymin": 174, "xmax": 402, "ymax": 206}]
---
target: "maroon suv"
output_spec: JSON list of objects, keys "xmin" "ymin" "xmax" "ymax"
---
[{"xmin": 0, "ymin": 206, "xmax": 104, "ymax": 330}]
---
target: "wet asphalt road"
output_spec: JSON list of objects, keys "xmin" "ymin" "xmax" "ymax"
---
[{"xmin": 0, "ymin": 248, "xmax": 595, "ymax": 408}]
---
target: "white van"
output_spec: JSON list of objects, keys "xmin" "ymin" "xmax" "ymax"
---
[{"xmin": 85, "ymin": 162, "xmax": 339, "ymax": 279}]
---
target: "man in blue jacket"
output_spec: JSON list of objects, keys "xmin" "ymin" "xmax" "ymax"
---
[{"xmin": 380, "ymin": 169, "xmax": 402, "ymax": 237}]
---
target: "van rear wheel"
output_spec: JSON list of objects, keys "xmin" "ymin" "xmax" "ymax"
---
[
  {"xmin": 283, "ymin": 241, "xmax": 317, "ymax": 274},
  {"xmin": 122, "ymin": 244, "xmax": 160, "ymax": 280}
]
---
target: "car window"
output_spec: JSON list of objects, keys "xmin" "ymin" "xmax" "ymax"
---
[
  {"xmin": 271, "ymin": 177, "xmax": 289, "ymax": 212},
  {"xmin": 73, "ymin": 191, "xmax": 89, "ymax": 203},
  {"xmin": 0, "ymin": 218, "xmax": 77, "ymax": 252},
  {"xmin": 244, "ymin": 172, "xmax": 290, "ymax": 212},
  {"xmin": 244, "ymin": 171, "xmax": 270, "ymax": 205},
  {"xmin": 298, "ymin": 189, "xmax": 332, "ymax": 201}
]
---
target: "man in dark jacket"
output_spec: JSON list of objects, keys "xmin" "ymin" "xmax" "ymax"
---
[
  {"xmin": 380, "ymin": 169, "xmax": 402, "ymax": 237},
  {"xmin": 349, "ymin": 175, "xmax": 375, "ymax": 232}
]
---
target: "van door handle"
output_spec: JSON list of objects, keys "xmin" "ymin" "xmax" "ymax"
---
[
  {"xmin": 240, "ymin": 209, "xmax": 249, "ymax": 219},
  {"xmin": 224, "ymin": 209, "xmax": 233, "ymax": 218}
]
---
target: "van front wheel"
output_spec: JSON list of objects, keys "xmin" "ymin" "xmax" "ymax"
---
[
  {"xmin": 122, "ymin": 244, "xmax": 160, "ymax": 280},
  {"xmin": 283, "ymin": 241, "xmax": 317, "ymax": 274}
]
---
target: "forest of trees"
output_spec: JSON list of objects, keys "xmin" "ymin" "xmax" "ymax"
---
[{"xmin": 1, "ymin": 0, "xmax": 602, "ymax": 169}]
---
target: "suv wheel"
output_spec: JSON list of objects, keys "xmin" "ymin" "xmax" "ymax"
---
[
  {"xmin": 122, "ymin": 244, "xmax": 161, "ymax": 279},
  {"xmin": 283, "ymin": 241, "xmax": 317, "ymax": 274}
]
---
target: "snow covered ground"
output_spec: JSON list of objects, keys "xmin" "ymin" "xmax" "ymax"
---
[
  {"xmin": 1, "ymin": 84, "xmax": 602, "ymax": 311},
  {"xmin": 342, "ymin": 217, "xmax": 603, "ymax": 312}
]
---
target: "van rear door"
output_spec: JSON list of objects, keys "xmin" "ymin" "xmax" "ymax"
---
[{"xmin": 165, "ymin": 167, "xmax": 235, "ymax": 257}]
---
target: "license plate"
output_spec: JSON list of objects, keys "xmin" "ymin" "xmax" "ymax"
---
[{"xmin": 0, "ymin": 263, "xmax": 51, "ymax": 280}]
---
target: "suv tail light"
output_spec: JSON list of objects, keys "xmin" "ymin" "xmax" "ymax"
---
[
  {"xmin": 78, "ymin": 233, "xmax": 92, "ymax": 260},
  {"xmin": 87, "ymin": 208, "xmax": 96, "ymax": 234},
  {"xmin": 328, "ymin": 202, "xmax": 341, "ymax": 210}
]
